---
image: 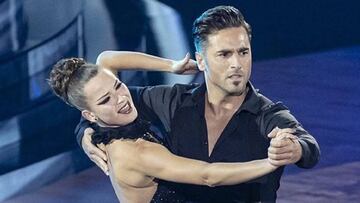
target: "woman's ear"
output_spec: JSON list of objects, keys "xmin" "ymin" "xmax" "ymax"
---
[
  {"xmin": 82, "ymin": 110, "xmax": 97, "ymax": 123},
  {"xmin": 195, "ymin": 52, "xmax": 206, "ymax": 72}
]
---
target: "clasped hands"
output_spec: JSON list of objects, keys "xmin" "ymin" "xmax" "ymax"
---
[{"xmin": 267, "ymin": 127, "xmax": 303, "ymax": 167}]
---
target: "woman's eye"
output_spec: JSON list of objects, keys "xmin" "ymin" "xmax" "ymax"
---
[{"xmin": 99, "ymin": 97, "xmax": 110, "ymax": 105}]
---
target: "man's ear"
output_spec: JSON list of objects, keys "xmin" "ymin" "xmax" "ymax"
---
[
  {"xmin": 195, "ymin": 52, "xmax": 206, "ymax": 72},
  {"xmin": 82, "ymin": 110, "xmax": 97, "ymax": 123}
]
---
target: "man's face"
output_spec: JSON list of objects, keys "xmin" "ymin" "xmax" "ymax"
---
[
  {"xmin": 83, "ymin": 69, "xmax": 138, "ymax": 127},
  {"xmin": 197, "ymin": 26, "xmax": 252, "ymax": 96}
]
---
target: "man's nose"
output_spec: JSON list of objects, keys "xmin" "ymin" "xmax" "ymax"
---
[{"xmin": 229, "ymin": 55, "xmax": 241, "ymax": 69}]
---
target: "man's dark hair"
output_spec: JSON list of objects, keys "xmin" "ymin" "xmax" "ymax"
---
[{"xmin": 192, "ymin": 5, "xmax": 252, "ymax": 52}]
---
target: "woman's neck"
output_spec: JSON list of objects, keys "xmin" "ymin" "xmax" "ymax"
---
[{"xmin": 95, "ymin": 116, "xmax": 137, "ymax": 128}]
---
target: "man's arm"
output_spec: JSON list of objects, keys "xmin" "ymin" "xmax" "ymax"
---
[
  {"xmin": 74, "ymin": 119, "xmax": 109, "ymax": 174},
  {"xmin": 264, "ymin": 103, "xmax": 320, "ymax": 168},
  {"xmin": 127, "ymin": 139, "xmax": 278, "ymax": 187},
  {"xmin": 74, "ymin": 116, "xmax": 90, "ymax": 147}
]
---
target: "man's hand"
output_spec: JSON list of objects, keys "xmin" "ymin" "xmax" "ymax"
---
[
  {"xmin": 82, "ymin": 128, "xmax": 109, "ymax": 175},
  {"xmin": 171, "ymin": 53, "xmax": 198, "ymax": 74},
  {"xmin": 267, "ymin": 127, "xmax": 302, "ymax": 167}
]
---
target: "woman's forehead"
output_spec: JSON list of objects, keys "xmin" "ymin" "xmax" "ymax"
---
[{"xmin": 84, "ymin": 71, "xmax": 115, "ymax": 99}]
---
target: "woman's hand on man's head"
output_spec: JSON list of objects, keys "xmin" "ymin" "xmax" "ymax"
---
[{"xmin": 171, "ymin": 53, "xmax": 199, "ymax": 75}]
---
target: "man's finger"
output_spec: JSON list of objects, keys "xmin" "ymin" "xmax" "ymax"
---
[
  {"xmin": 270, "ymin": 135, "xmax": 294, "ymax": 148},
  {"xmin": 83, "ymin": 134, "xmax": 107, "ymax": 161},
  {"xmin": 268, "ymin": 158, "xmax": 290, "ymax": 167},
  {"xmin": 91, "ymin": 155, "xmax": 109, "ymax": 175},
  {"xmin": 82, "ymin": 128, "xmax": 94, "ymax": 146},
  {"xmin": 275, "ymin": 128, "xmax": 295, "ymax": 138},
  {"xmin": 268, "ymin": 151, "xmax": 292, "ymax": 160},
  {"xmin": 285, "ymin": 134, "xmax": 298, "ymax": 143},
  {"xmin": 268, "ymin": 146, "xmax": 291, "ymax": 154},
  {"xmin": 267, "ymin": 127, "xmax": 280, "ymax": 138},
  {"xmin": 84, "ymin": 127, "xmax": 95, "ymax": 135},
  {"xmin": 268, "ymin": 127, "xmax": 294, "ymax": 139},
  {"xmin": 89, "ymin": 146, "xmax": 107, "ymax": 161}
]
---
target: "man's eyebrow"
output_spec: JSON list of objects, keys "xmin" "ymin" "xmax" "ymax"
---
[
  {"xmin": 216, "ymin": 47, "xmax": 249, "ymax": 53},
  {"xmin": 238, "ymin": 47, "xmax": 249, "ymax": 52},
  {"xmin": 216, "ymin": 49, "xmax": 232, "ymax": 53}
]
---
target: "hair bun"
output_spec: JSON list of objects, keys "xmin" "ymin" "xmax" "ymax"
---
[{"xmin": 48, "ymin": 57, "xmax": 86, "ymax": 105}]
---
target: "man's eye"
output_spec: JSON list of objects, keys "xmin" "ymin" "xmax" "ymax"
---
[
  {"xmin": 219, "ymin": 52, "xmax": 230, "ymax": 57},
  {"xmin": 239, "ymin": 50, "xmax": 249, "ymax": 56},
  {"xmin": 99, "ymin": 97, "xmax": 110, "ymax": 105}
]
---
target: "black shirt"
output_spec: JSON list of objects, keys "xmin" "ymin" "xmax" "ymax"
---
[{"xmin": 75, "ymin": 82, "xmax": 320, "ymax": 202}]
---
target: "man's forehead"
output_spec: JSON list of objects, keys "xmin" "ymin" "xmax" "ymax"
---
[{"xmin": 207, "ymin": 27, "xmax": 250, "ymax": 49}]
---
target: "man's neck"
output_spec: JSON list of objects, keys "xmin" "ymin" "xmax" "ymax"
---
[{"xmin": 205, "ymin": 83, "xmax": 247, "ymax": 116}]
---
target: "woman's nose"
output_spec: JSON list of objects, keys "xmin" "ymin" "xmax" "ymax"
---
[
  {"xmin": 116, "ymin": 94, "xmax": 126, "ymax": 104},
  {"xmin": 116, "ymin": 95, "xmax": 122, "ymax": 104}
]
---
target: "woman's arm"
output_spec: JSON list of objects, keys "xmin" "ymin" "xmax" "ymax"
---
[
  {"xmin": 96, "ymin": 51, "xmax": 197, "ymax": 74},
  {"xmin": 131, "ymin": 139, "xmax": 278, "ymax": 187}
]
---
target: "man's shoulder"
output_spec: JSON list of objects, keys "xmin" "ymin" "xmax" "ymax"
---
[
  {"xmin": 128, "ymin": 83, "xmax": 202, "ymax": 111},
  {"xmin": 143, "ymin": 83, "xmax": 201, "ymax": 100},
  {"xmin": 253, "ymin": 90, "xmax": 288, "ymax": 115},
  {"xmin": 171, "ymin": 83, "xmax": 200, "ymax": 94},
  {"xmin": 257, "ymin": 93, "xmax": 277, "ymax": 112},
  {"xmin": 129, "ymin": 83, "xmax": 199, "ymax": 94}
]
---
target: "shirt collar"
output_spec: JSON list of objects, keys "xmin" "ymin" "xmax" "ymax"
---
[
  {"xmin": 183, "ymin": 81, "xmax": 263, "ymax": 115},
  {"xmin": 236, "ymin": 82, "xmax": 262, "ymax": 115}
]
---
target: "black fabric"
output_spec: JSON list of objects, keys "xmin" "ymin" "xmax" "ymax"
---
[
  {"xmin": 131, "ymin": 82, "xmax": 319, "ymax": 202},
  {"xmin": 151, "ymin": 180, "xmax": 187, "ymax": 203},
  {"xmin": 160, "ymin": 83, "xmax": 278, "ymax": 202},
  {"xmin": 90, "ymin": 118, "xmax": 162, "ymax": 145}
]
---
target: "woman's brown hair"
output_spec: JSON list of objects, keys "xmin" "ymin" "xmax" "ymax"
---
[{"xmin": 48, "ymin": 58, "xmax": 99, "ymax": 110}]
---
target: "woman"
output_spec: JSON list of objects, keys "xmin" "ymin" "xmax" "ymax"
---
[{"xmin": 48, "ymin": 53, "xmax": 287, "ymax": 203}]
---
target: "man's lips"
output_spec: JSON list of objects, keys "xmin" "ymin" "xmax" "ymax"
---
[
  {"xmin": 117, "ymin": 101, "xmax": 132, "ymax": 114},
  {"xmin": 228, "ymin": 73, "xmax": 243, "ymax": 79}
]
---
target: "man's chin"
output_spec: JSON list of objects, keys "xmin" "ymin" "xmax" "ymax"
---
[
  {"xmin": 227, "ymin": 85, "xmax": 246, "ymax": 96},
  {"xmin": 229, "ymin": 90, "xmax": 245, "ymax": 96}
]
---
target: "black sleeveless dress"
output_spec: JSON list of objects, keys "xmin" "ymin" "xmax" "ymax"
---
[
  {"xmin": 151, "ymin": 180, "xmax": 186, "ymax": 203},
  {"xmin": 90, "ymin": 118, "xmax": 186, "ymax": 202}
]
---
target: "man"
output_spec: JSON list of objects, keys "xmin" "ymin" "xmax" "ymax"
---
[{"xmin": 77, "ymin": 5, "xmax": 320, "ymax": 202}]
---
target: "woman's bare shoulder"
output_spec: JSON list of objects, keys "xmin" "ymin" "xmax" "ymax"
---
[
  {"xmin": 107, "ymin": 139, "xmax": 140, "ymax": 160},
  {"xmin": 106, "ymin": 139, "xmax": 162, "ymax": 166}
]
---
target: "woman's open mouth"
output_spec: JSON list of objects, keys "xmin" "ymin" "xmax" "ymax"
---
[{"xmin": 118, "ymin": 101, "xmax": 132, "ymax": 114}]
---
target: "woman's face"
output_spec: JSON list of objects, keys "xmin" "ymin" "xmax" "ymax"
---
[{"xmin": 82, "ymin": 68, "xmax": 138, "ymax": 127}]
